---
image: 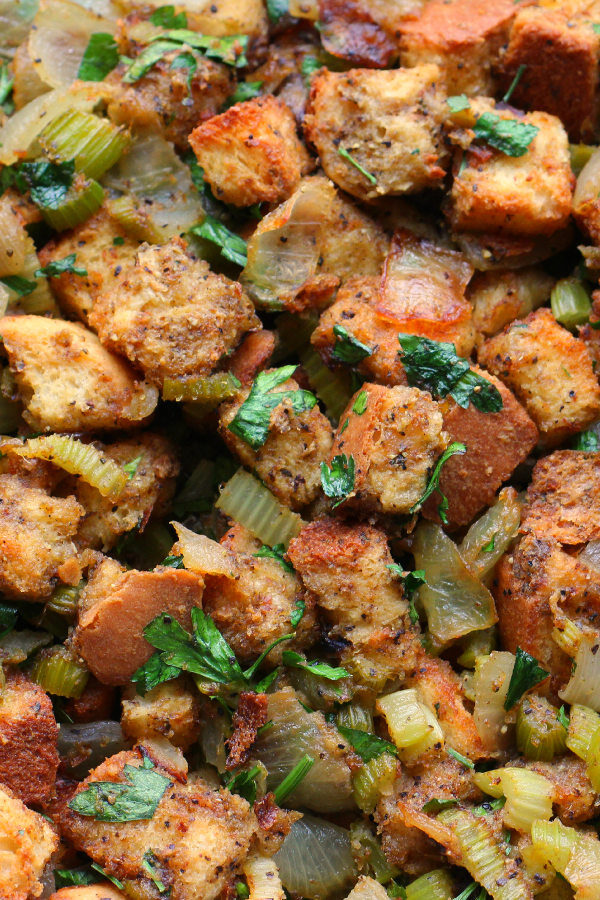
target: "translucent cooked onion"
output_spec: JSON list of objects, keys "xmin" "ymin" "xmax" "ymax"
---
[
  {"xmin": 559, "ymin": 633, "xmax": 600, "ymax": 712},
  {"xmin": 274, "ymin": 814, "xmax": 357, "ymax": 900},
  {"xmin": 0, "ymin": 629, "xmax": 52, "ymax": 664},
  {"xmin": 252, "ymin": 686, "xmax": 354, "ymax": 813},
  {"xmin": 0, "ymin": 0, "xmax": 39, "ymax": 58},
  {"xmin": 57, "ymin": 720, "xmax": 126, "ymax": 779},
  {"xmin": 459, "ymin": 487, "xmax": 521, "ymax": 582},
  {"xmin": 4, "ymin": 235, "xmax": 56, "ymax": 315},
  {"xmin": 579, "ymin": 540, "xmax": 600, "ymax": 573},
  {"xmin": 345, "ymin": 876, "xmax": 390, "ymax": 900},
  {"xmin": 0, "ymin": 196, "xmax": 27, "ymax": 277},
  {"xmin": 171, "ymin": 521, "xmax": 239, "ymax": 578},
  {"xmin": 473, "ymin": 650, "xmax": 516, "ymax": 751}
]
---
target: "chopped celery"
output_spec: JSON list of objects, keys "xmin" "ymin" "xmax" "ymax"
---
[
  {"xmin": 531, "ymin": 819, "xmax": 578, "ymax": 874},
  {"xmin": 45, "ymin": 580, "xmax": 85, "ymax": 621},
  {"xmin": 376, "ymin": 689, "xmax": 444, "ymax": 762},
  {"xmin": 216, "ymin": 469, "xmax": 303, "ymax": 549},
  {"xmin": 516, "ymin": 695, "xmax": 568, "ymax": 761},
  {"xmin": 499, "ymin": 768, "xmax": 554, "ymax": 833},
  {"xmin": 350, "ymin": 820, "xmax": 399, "ymax": 884},
  {"xmin": 457, "ymin": 628, "xmax": 496, "ymax": 669},
  {"xmin": 405, "ymin": 869, "xmax": 454, "ymax": 900},
  {"xmin": 108, "ymin": 193, "xmax": 163, "ymax": 243},
  {"xmin": 162, "ymin": 372, "xmax": 241, "ymax": 405},
  {"xmin": 41, "ymin": 177, "xmax": 104, "ymax": 231},
  {"xmin": 30, "ymin": 646, "xmax": 89, "ymax": 698},
  {"xmin": 336, "ymin": 703, "xmax": 374, "ymax": 733},
  {"xmin": 352, "ymin": 752, "xmax": 397, "ymax": 813},
  {"xmin": 299, "ymin": 345, "xmax": 354, "ymax": 423},
  {"xmin": 39, "ymin": 110, "xmax": 130, "ymax": 181},
  {"xmin": 550, "ymin": 278, "xmax": 592, "ymax": 331}
]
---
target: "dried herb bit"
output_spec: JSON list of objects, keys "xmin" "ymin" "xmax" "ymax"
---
[
  {"xmin": 68, "ymin": 757, "xmax": 170, "ymax": 822},
  {"xmin": 332, "ymin": 324, "xmax": 372, "ymax": 365},
  {"xmin": 409, "ymin": 442, "xmax": 467, "ymax": 524},
  {"xmin": 447, "ymin": 747, "xmax": 474, "ymax": 769},
  {"xmin": 337, "ymin": 725, "xmax": 398, "ymax": 762},
  {"xmin": 504, "ymin": 647, "xmax": 549, "ymax": 710},
  {"xmin": 473, "ymin": 112, "xmax": 539, "ymax": 158},
  {"xmin": 77, "ymin": 33, "xmax": 120, "ymax": 82},
  {"xmin": 320, "ymin": 453, "xmax": 355, "ymax": 507},
  {"xmin": 254, "ymin": 543, "xmax": 294, "ymax": 574}
]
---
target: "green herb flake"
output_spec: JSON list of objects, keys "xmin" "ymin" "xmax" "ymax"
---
[
  {"xmin": 338, "ymin": 147, "xmax": 377, "ymax": 185},
  {"xmin": 352, "ymin": 389, "xmax": 368, "ymax": 415},
  {"xmin": 0, "ymin": 604, "xmax": 18, "ymax": 640},
  {"xmin": 593, "ymin": 22, "xmax": 600, "ymax": 33},
  {"xmin": 35, "ymin": 253, "xmax": 87, "ymax": 279},
  {"xmin": 123, "ymin": 455, "xmax": 143, "ymax": 480},
  {"xmin": 447, "ymin": 94, "xmax": 470, "ymax": 113},
  {"xmin": 189, "ymin": 215, "xmax": 247, "ymax": 266},
  {"xmin": 142, "ymin": 850, "xmax": 169, "ymax": 894},
  {"xmin": 170, "ymin": 51, "xmax": 197, "ymax": 88},
  {"xmin": 68, "ymin": 756, "xmax": 170, "ymax": 822},
  {"xmin": 132, "ymin": 651, "xmax": 182, "ymax": 694},
  {"xmin": 572, "ymin": 429, "xmax": 600, "ymax": 451},
  {"xmin": 222, "ymin": 80, "xmax": 263, "ymax": 110},
  {"xmin": 90, "ymin": 864, "xmax": 124, "ymax": 891},
  {"xmin": 504, "ymin": 646, "xmax": 549, "ymax": 710},
  {"xmin": 274, "ymin": 754, "xmax": 314, "ymax": 805},
  {"xmin": 77, "ymin": 33, "xmax": 120, "ymax": 82},
  {"xmin": 17, "ymin": 159, "xmax": 75, "ymax": 209},
  {"xmin": 421, "ymin": 797, "xmax": 458, "ymax": 814},
  {"xmin": 301, "ymin": 55, "xmax": 322, "ymax": 83},
  {"xmin": 123, "ymin": 39, "xmax": 182, "ymax": 83},
  {"xmin": 236, "ymin": 881, "xmax": 250, "ymax": 899},
  {"xmin": 409, "ymin": 442, "xmax": 466, "ymax": 524},
  {"xmin": 387, "ymin": 882, "xmax": 407, "ymax": 899},
  {"xmin": 290, "ymin": 598, "xmax": 305, "ymax": 628},
  {"xmin": 266, "ymin": 0, "xmax": 289, "ymax": 22},
  {"xmin": 340, "ymin": 418, "xmax": 349, "ymax": 434},
  {"xmin": 387, "ymin": 564, "xmax": 427, "ymax": 597},
  {"xmin": 160, "ymin": 554, "xmax": 185, "ymax": 569},
  {"xmin": 473, "ymin": 796, "xmax": 506, "ymax": 816},
  {"xmin": 0, "ymin": 275, "xmax": 37, "ymax": 297},
  {"xmin": 473, "ymin": 111, "xmax": 539, "ymax": 158},
  {"xmin": 558, "ymin": 705, "xmax": 569, "ymax": 730},
  {"xmin": 55, "ymin": 868, "xmax": 98, "ymax": 888},
  {"xmin": 228, "ymin": 365, "xmax": 317, "ymax": 449},
  {"xmin": 332, "ymin": 324, "xmax": 372, "ymax": 365},
  {"xmin": 225, "ymin": 764, "xmax": 262, "ymax": 804},
  {"xmin": 320, "ymin": 453, "xmax": 355, "ymax": 507},
  {"xmin": 282, "ymin": 649, "xmax": 350, "ymax": 682},
  {"xmin": 151, "ymin": 29, "xmax": 248, "ymax": 67},
  {"xmin": 482, "ymin": 536, "xmax": 496, "ymax": 553},
  {"xmin": 336, "ymin": 724, "xmax": 397, "ymax": 762},
  {"xmin": 254, "ymin": 542, "xmax": 294, "ymax": 573},
  {"xmin": 113, "ymin": 236, "xmax": 125, "ymax": 246},
  {"xmin": 150, "ymin": 4, "xmax": 188, "ymax": 27},
  {"xmin": 447, "ymin": 747, "xmax": 474, "ymax": 769},
  {"xmin": 502, "ymin": 63, "xmax": 526, "ymax": 104}
]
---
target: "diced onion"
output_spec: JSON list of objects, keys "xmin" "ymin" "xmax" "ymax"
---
[
  {"xmin": 574, "ymin": 147, "xmax": 600, "ymax": 223},
  {"xmin": 344, "ymin": 876, "xmax": 389, "ymax": 900},
  {"xmin": 171, "ymin": 521, "xmax": 239, "ymax": 578},
  {"xmin": 274, "ymin": 814, "xmax": 357, "ymax": 900},
  {"xmin": 0, "ymin": 0, "xmax": 39, "ymax": 57},
  {"xmin": 578, "ymin": 540, "xmax": 600, "ymax": 573},
  {"xmin": 459, "ymin": 487, "xmax": 521, "ymax": 581},
  {"xmin": 472, "ymin": 651, "xmax": 516, "ymax": 750},
  {"xmin": 243, "ymin": 855, "xmax": 285, "ymax": 900},
  {"xmin": 58, "ymin": 720, "xmax": 127, "ymax": 778},
  {"xmin": 0, "ymin": 629, "xmax": 52, "ymax": 664},
  {"xmin": 0, "ymin": 195, "xmax": 27, "ymax": 277},
  {"xmin": 559, "ymin": 633, "xmax": 600, "ymax": 711}
]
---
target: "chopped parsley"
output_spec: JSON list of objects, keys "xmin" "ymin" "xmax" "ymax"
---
[
  {"xmin": 473, "ymin": 796, "xmax": 506, "ymax": 816},
  {"xmin": 54, "ymin": 869, "xmax": 98, "ymax": 888},
  {"xmin": 409, "ymin": 442, "xmax": 467, "ymax": 524},
  {"xmin": 352, "ymin": 389, "xmax": 368, "ymax": 415},
  {"xmin": 222, "ymin": 81, "xmax": 263, "ymax": 110},
  {"xmin": 254, "ymin": 543, "xmax": 294, "ymax": 573},
  {"xmin": 281, "ymin": 649, "xmax": 350, "ymax": 682},
  {"xmin": 301, "ymin": 55, "xmax": 322, "ymax": 83},
  {"xmin": 421, "ymin": 797, "xmax": 458, "ymax": 814},
  {"xmin": 482, "ymin": 536, "xmax": 496, "ymax": 553},
  {"xmin": 8, "ymin": 159, "xmax": 75, "ymax": 210},
  {"xmin": 290, "ymin": 598, "xmax": 305, "ymax": 628},
  {"xmin": 142, "ymin": 850, "xmax": 168, "ymax": 894},
  {"xmin": 0, "ymin": 275, "xmax": 37, "ymax": 297},
  {"xmin": 504, "ymin": 647, "xmax": 549, "ymax": 710},
  {"xmin": 228, "ymin": 366, "xmax": 317, "ymax": 449},
  {"xmin": 113, "ymin": 236, "xmax": 125, "ymax": 246},
  {"xmin": 558, "ymin": 705, "xmax": 569, "ymax": 730},
  {"xmin": 160, "ymin": 554, "xmax": 185, "ymax": 568},
  {"xmin": 387, "ymin": 565, "xmax": 426, "ymax": 625},
  {"xmin": 170, "ymin": 51, "xmax": 197, "ymax": 88},
  {"xmin": 572, "ymin": 429, "xmax": 600, "ymax": 451},
  {"xmin": 447, "ymin": 94, "xmax": 470, "ymax": 113},
  {"xmin": 0, "ymin": 604, "xmax": 19, "ymax": 640},
  {"xmin": 338, "ymin": 147, "xmax": 377, "ymax": 185},
  {"xmin": 320, "ymin": 453, "xmax": 355, "ymax": 507},
  {"xmin": 447, "ymin": 747, "xmax": 474, "ymax": 769},
  {"xmin": 35, "ymin": 254, "xmax": 87, "ymax": 279},
  {"xmin": 332, "ymin": 324, "xmax": 372, "ymax": 365},
  {"xmin": 189, "ymin": 215, "xmax": 247, "ymax": 266},
  {"xmin": 123, "ymin": 455, "xmax": 143, "ymax": 479},
  {"xmin": 473, "ymin": 112, "xmax": 539, "ymax": 158},
  {"xmin": 68, "ymin": 756, "xmax": 170, "ymax": 822},
  {"xmin": 150, "ymin": 4, "xmax": 187, "ymax": 27},
  {"xmin": 336, "ymin": 725, "xmax": 397, "ymax": 762},
  {"xmin": 274, "ymin": 754, "xmax": 314, "ymax": 805},
  {"xmin": 398, "ymin": 334, "xmax": 503, "ymax": 413},
  {"xmin": 77, "ymin": 33, "xmax": 120, "ymax": 81},
  {"xmin": 155, "ymin": 29, "xmax": 248, "ymax": 67},
  {"xmin": 266, "ymin": 0, "xmax": 289, "ymax": 22},
  {"xmin": 224, "ymin": 764, "xmax": 262, "ymax": 804},
  {"xmin": 90, "ymin": 865, "xmax": 124, "ymax": 891}
]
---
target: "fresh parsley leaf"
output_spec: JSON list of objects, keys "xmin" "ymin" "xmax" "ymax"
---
[
  {"xmin": 160, "ymin": 554, "xmax": 185, "ymax": 568},
  {"xmin": 54, "ymin": 868, "xmax": 98, "ymax": 888},
  {"xmin": 409, "ymin": 442, "xmax": 466, "ymax": 524},
  {"xmin": 266, "ymin": 0, "xmax": 289, "ymax": 21},
  {"xmin": 124, "ymin": 40, "xmax": 182, "ymax": 82},
  {"xmin": 281, "ymin": 649, "xmax": 350, "ymax": 682},
  {"xmin": 90, "ymin": 864, "xmax": 124, "ymax": 891},
  {"xmin": 447, "ymin": 747, "xmax": 474, "ymax": 769},
  {"xmin": 320, "ymin": 453, "xmax": 355, "ymax": 507},
  {"xmin": 352, "ymin": 389, "xmax": 368, "ymax": 415},
  {"xmin": 68, "ymin": 757, "xmax": 170, "ymax": 822},
  {"xmin": 388, "ymin": 882, "xmax": 407, "ymax": 899},
  {"xmin": 482, "ymin": 536, "xmax": 495, "ymax": 553},
  {"xmin": 338, "ymin": 147, "xmax": 377, "ymax": 185},
  {"xmin": 473, "ymin": 111, "xmax": 539, "ymax": 158},
  {"xmin": 594, "ymin": 23, "xmax": 600, "ymax": 33},
  {"xmin": 131, "ymin": 650, "xmax": 182, "ymax": 694},
  {"xmin": 224, "ymin": 764, "xmax": 261, "ymax": 804},
  {"xmin": 0, "ymin": 604, "xmax": 18, "ymax": 640},
  {"xmin": 398, "ymin": 334, "xmax": 503, "ymax": 413},
  {"xmin": 422, "ymin": 797, "xmax": 458, "ymax": 814},
  {"xmin": 301, "ymin": 55, "xmax": 322, "ymax": 83},
  {"xmin": 189, "ymin": 215, "xmax": 247, "ymax": 266},
  {"xmin": 454, "ymin": 883, "xmax": 484, "ymax": 900},
  {"xmin": 222, "ymin": 80, "xmax": 263, "ymax": 110},
  {"xmin": 0, "ymin": 62, "xmax": 14, "ymax": 115},
  {"xmin": 113, "ymin": 235, "xmax": 125, "ymax": 246},
  {"xmin": 572, "ymin": 429, "xmax": 600, "ymax": 451},
  {"xmin": 142, "ymin": 850, "xmax": 168, "ymax": 894},
  {"xmin": 151, "ymin": 29, "xmax": 248, "ymax": 67},
  {"xmin": 77, "ymin": 33, "xmax": 120, "ymax": 81},
  {"xmin": 290, "ymin": 598, "xmax": 305, "ymax": 628},
  {"xmin": 254, "ymin": 543, "xmax": 294, "ymax": 573},
  {"xmin": 17, "ymin": 159, "xmax": 75, "ymax": 209},
  {"xmin": 387, "ymin": 564, "xmax": 427, "ymax": 596},
  {"xmin": 504, "ymin": 647, "xmax": 549, "ymax": 710},
  {"xmin": 150, "ymin": 4, "xmax": 187, "ymax": 27},
  {"xmin": 228, "ymin": 365, "xmax": 317, "ymax": 449},
  {"xmin": 123, "ymin": 455, "xmax": 142, "ymax": 479},
  {"xmin": 236, "ymin": 881, "xmax": 250, "ymax": 899},
  {"xmin": 170, "ymin": 51, "xmax": 197, "ymax": 88},
  {"xmin": 558, "ymin": 705, "xmax": 569, "ymax": 730},
  {"xmin": 447, "ymin": 94, "xmax": 470, "ymax": 113},
  {"xmin": 0, "ymin": 275, "xmax": 37, "ymax": 297},
  {"xmin": 473, "ymin": 796, "xmax": 506, "ymax": 816},
  {"xmin": 336, "ymin": 724, "xmax": 397, "ymax": 762},
  {"xmin": 35, "ymin": 254, "xmax": 87, "ymax": 279},
  {"xmin": 332, "ymin": 324, "xmax": 372, "ymax": 364},
  {"xmin": 274, "ymin": 754, "xmax": 314, "ymax": 805}
]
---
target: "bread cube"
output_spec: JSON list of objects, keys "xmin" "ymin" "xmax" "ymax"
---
[
  {"xmin": 478, "ymin": 308, "xmax": 600, "ymax": 445},
  {"xmin": 50, "ymin": 887, "xmax": 126, "ymax": 900},
  {"xmin": 89, "ymin": 237, "xmax": 260, "ymax": 386},
  {"xmin": 0, "ymin": 315, "xmax": 158, "ymax": 432},
  {"xmin": 304, "ymin": 65, "xmax": 448, "ymax": 202},
  {"xmin": 0, "ymin": 783, "xmax": 58, "ymax": 900},
  {"xmin": 121, "ymin": 678, "xmax": 201, "ymax": 750},
  {"xmin": 468, "ymin": 266, "xmax": 554, "ymax": 339},
  {"xmin": 329, "ymin": 383, "xmax": 446, "ymax": 515},
  {"xmin": 189, "ymin": 95, "xmax": 309, "ymax": 207}
]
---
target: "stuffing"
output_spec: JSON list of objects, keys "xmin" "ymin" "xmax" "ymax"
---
[
  {"xmin": 89, "ymin": 237, "xmax": 259, "ymax": 387},
  {"xmin": 218, "ymin": 371, "xmax": 333, "ymax": 509},
  {"xmin": 74, "ymin": 559, "xmax": 205, "ymax": 686},
  {"xmin": 0, "ymin": 783, "xmax": 58, "ymax": 900},
  {"xmin": 317, "ymin": 189, "xmax": 390, "ymax": 283},
  {"xmin": 468, "ymin": 267, "xmax": 555, "ymax": 340},
  {"xmin": 0, "ymin": 474, "xmax": 83, "ymax": 601},
  {"xmin": 189, "ymin": 95, "xmax": 310, "ymax": 207},
  {"xmin": 229, "ymin": 330, "xmax": 276, "ymax": 385},
  {"xmin": 11, "ymin": 40, "xmax": 48, "ymax": 110},
  {"xmin": 0, "ymin": 315, "xmax": 158, "ymax": 433},
  {"xmin": 516, "ymin": 757, "xmax": 597, "ymax": 824},
  {"xmin": 478, "ymin": 308, "xmax": 600, "ymax": 446},
  {"xmin": 304, "ymin": 65, "xmax": 449, "ymax": 202},
  {"xmin": 50, "ymin": 887, "xmax": 126, "ymax": 900},
  {"xmin": 64, "ymin": 677, "xmax": 116, "ymax": 724},
  {"xmin": 121, "ymin": 678, "xmax": 201, "ymax": 751},
  {"xmin": 329, "ymin": 383, "xmax": 447, "ymax": 516}
]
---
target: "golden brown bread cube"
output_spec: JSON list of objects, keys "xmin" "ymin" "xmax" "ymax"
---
[
  {"xmin": 0, "ymin": 474, "xmax": 82, "ymax": 601},
  {"xmin": 317, "ymin": 188, "xmax": 390, "ymax": 283},
  {"xmin": 106, "ymin": 52, "xmax": 234, "ymax": 151},
  {"xmin": 499, "ymin": 8, "xmax": 600, "ymax": 142},
  {"xmin": 478, "ymin": 308, "xmax": 600, "ymax": 446},
  {"xmin": 329, "ymin": 383, "xmax": 446, "ymax": 516},
  {"xmin": 179, "ymin": 0, "xmax": 268, "ymax": 40},
  {"xmin": 59, "ymin": 743, "xmax": 258, "ymax": 900},
  {"xmin": 0, "ymin": 315, "xmax": 158, "ymax": 432},
  {"xmin": 521, "ymin": 450, "xmax": 600, "ymax": 545},
  {"xmin": 121, "ymin": 678, "xmax": 201, "ymax": 751},
  {"xmin": 89, "ymin": 237, "xmax": 260, "ymax": 387},
  {"xmin": 50, "ymin": 887, "xmax": 126, "ymax": 900},
  {"xmin": 287, "ymin": 518, "xmax": 408, "ymax": 644},
  {"xmin": 37, "ymin": 207, "xmax": 139, "ymax": 324},
  {"xmin": 229, "ymin": 330, "xmax": 276, "ymax": 386},
  {"xmin": 75, "ymin": 433, "xmax": 179, "ymax": 552},
  {"xmin": 520, "ymin": 757, "xmax": 597, "ymax": 825},
  {"xmin": 189, "ymin": 94, "xmax": 309, "ymax": 207},
  {"xmin": 219, "ymin": 371, "xmax": 333, "ymax": 510},
  {"xmin": 0, "ymin": 783, "xmax": 58, "ymax": 900},
  {"xmin": 202, "ymin": 524, "xmax": 318, "ymax": 666},
  {"xmin": 449, "ymin": 105, "xmax": 573, "ymax": 237},
  {"xmin": 468, "ymin": 267, "xmax": 554, "ymax": 340},
  {"xmin": 304, "ymin": 65, "xmax": 448, "ymax": 202},
  {"xmin": 399, "ymin": 0, "xmax": 527, "ymax": 96},
  {"xmin": 421, "ymin": 370, "xmax": 538, "ymax": 528},
  {"xmin": 0, "ymin": 671, "xmax": 59, "ymax": 805},
  {"xmin": 74, "ymin": 559, "xmax": 205, "ymax": 685}
]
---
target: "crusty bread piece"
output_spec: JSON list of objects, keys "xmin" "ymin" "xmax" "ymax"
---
[{"xmin": 0, "ymin": 782, "xmax": 58, "ymax": 900}]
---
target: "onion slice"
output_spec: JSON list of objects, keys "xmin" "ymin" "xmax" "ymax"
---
[{"xmin": 171, "ymin": 521, "xmax": 239, "ymax": 578}]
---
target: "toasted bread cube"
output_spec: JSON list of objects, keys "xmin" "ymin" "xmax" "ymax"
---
[
  {"xmin": 468, "ymin": 267, "xmax": 554, "ymax": 339},
  {"xmin": 449, "ymin": 105, "xmax": 573, "ymax": 237},
  {"xmin": 0, "ymin": 474, "xmax": 82, "ymax": 601},
  {"xmin": 500, "ymin": 8, "xmax": 600, "ymax": 142},
  {"xmin": 229, "ymin": 330, "xmax": 276, "ymax": 385},
  {"xmin": 189, "ymin": 95, "xmax": 309, "ymax": 207},
  {"xmin": 75, "ymin": 434, "xmax": 179, "ymax": 552},
  {"xmin": 287, "ymin": 518, "xmax": 408, "ymax": 643},
  {"xmin": 37, "ymin": 207, "xmax": 139, "ymax": 324},
  {"xmin": 106, "ymin": 53, "xmax": 234, "ymax": 151},
  {"xmin": 304, "ymin": 65, "xmax": 448, "ymax": 202},
  {"xmin": 121, "ymin": 678, "xmax": 200, "ymax": 751},
  {"xmin": 183, "ymin": 0, "xmax": 267, "ymax": 39},
  {"xmin": 74, "ymin": 559, "xmax": 204, "ymax": 685},
  {"xmin": 0, "ymin": 315, "xmax": 158, "ymax": 432},
  {"xmin": 573, "ymin": 151, "xmax": 600, "ymax": 243},
  {"xmin": 0, "ymin": 671, "xmax": 59, "ymax": 805},
  {"xmin": 219, "ymin": 371, "xmax": 333, "ymax": 509},
  {"xmin": 400, "ymin": 0, "xmax": 525, "ymax": 96},
  {"xmin": 523, "ymin": 757, "xmax": 597, "ymax": 825},
  {"xmin": 521, "ymin": 450, "xmax": 600, "ymax": 545},
  {"xmin": 421, "ymin": 370, "xmax": 538, "ymax": 527},
  {"xmin": 478, "ymin": 308, "xmax": 600, "ymax": 445},
  {"xmin": 64, "ymin": 677, "xmax": 116, "ymax": 724},
  {"xmin": 51, "ymin": 887, "xmax": 126, "ymax": 900},
  {"xmin": 89, "ymin": 237, "xmax": 259, "ymax": 386},
  {"xmin": 0, "ymin": 783, "xmax": 58, "ymax": 900},
  {"xmin": 329, "ymin": 384, "xmax": 446, "ymax": 516},
  {"xmin": 59, "ymin": 743, "xmax": 258, "ymax": 899},
  {"xmin": 202, "ymin": 524, "xmax": 318, "ymax": 666},
  {"xmin": 318, "ymin": 188, "xmax": 390, "ymax": 282}
]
